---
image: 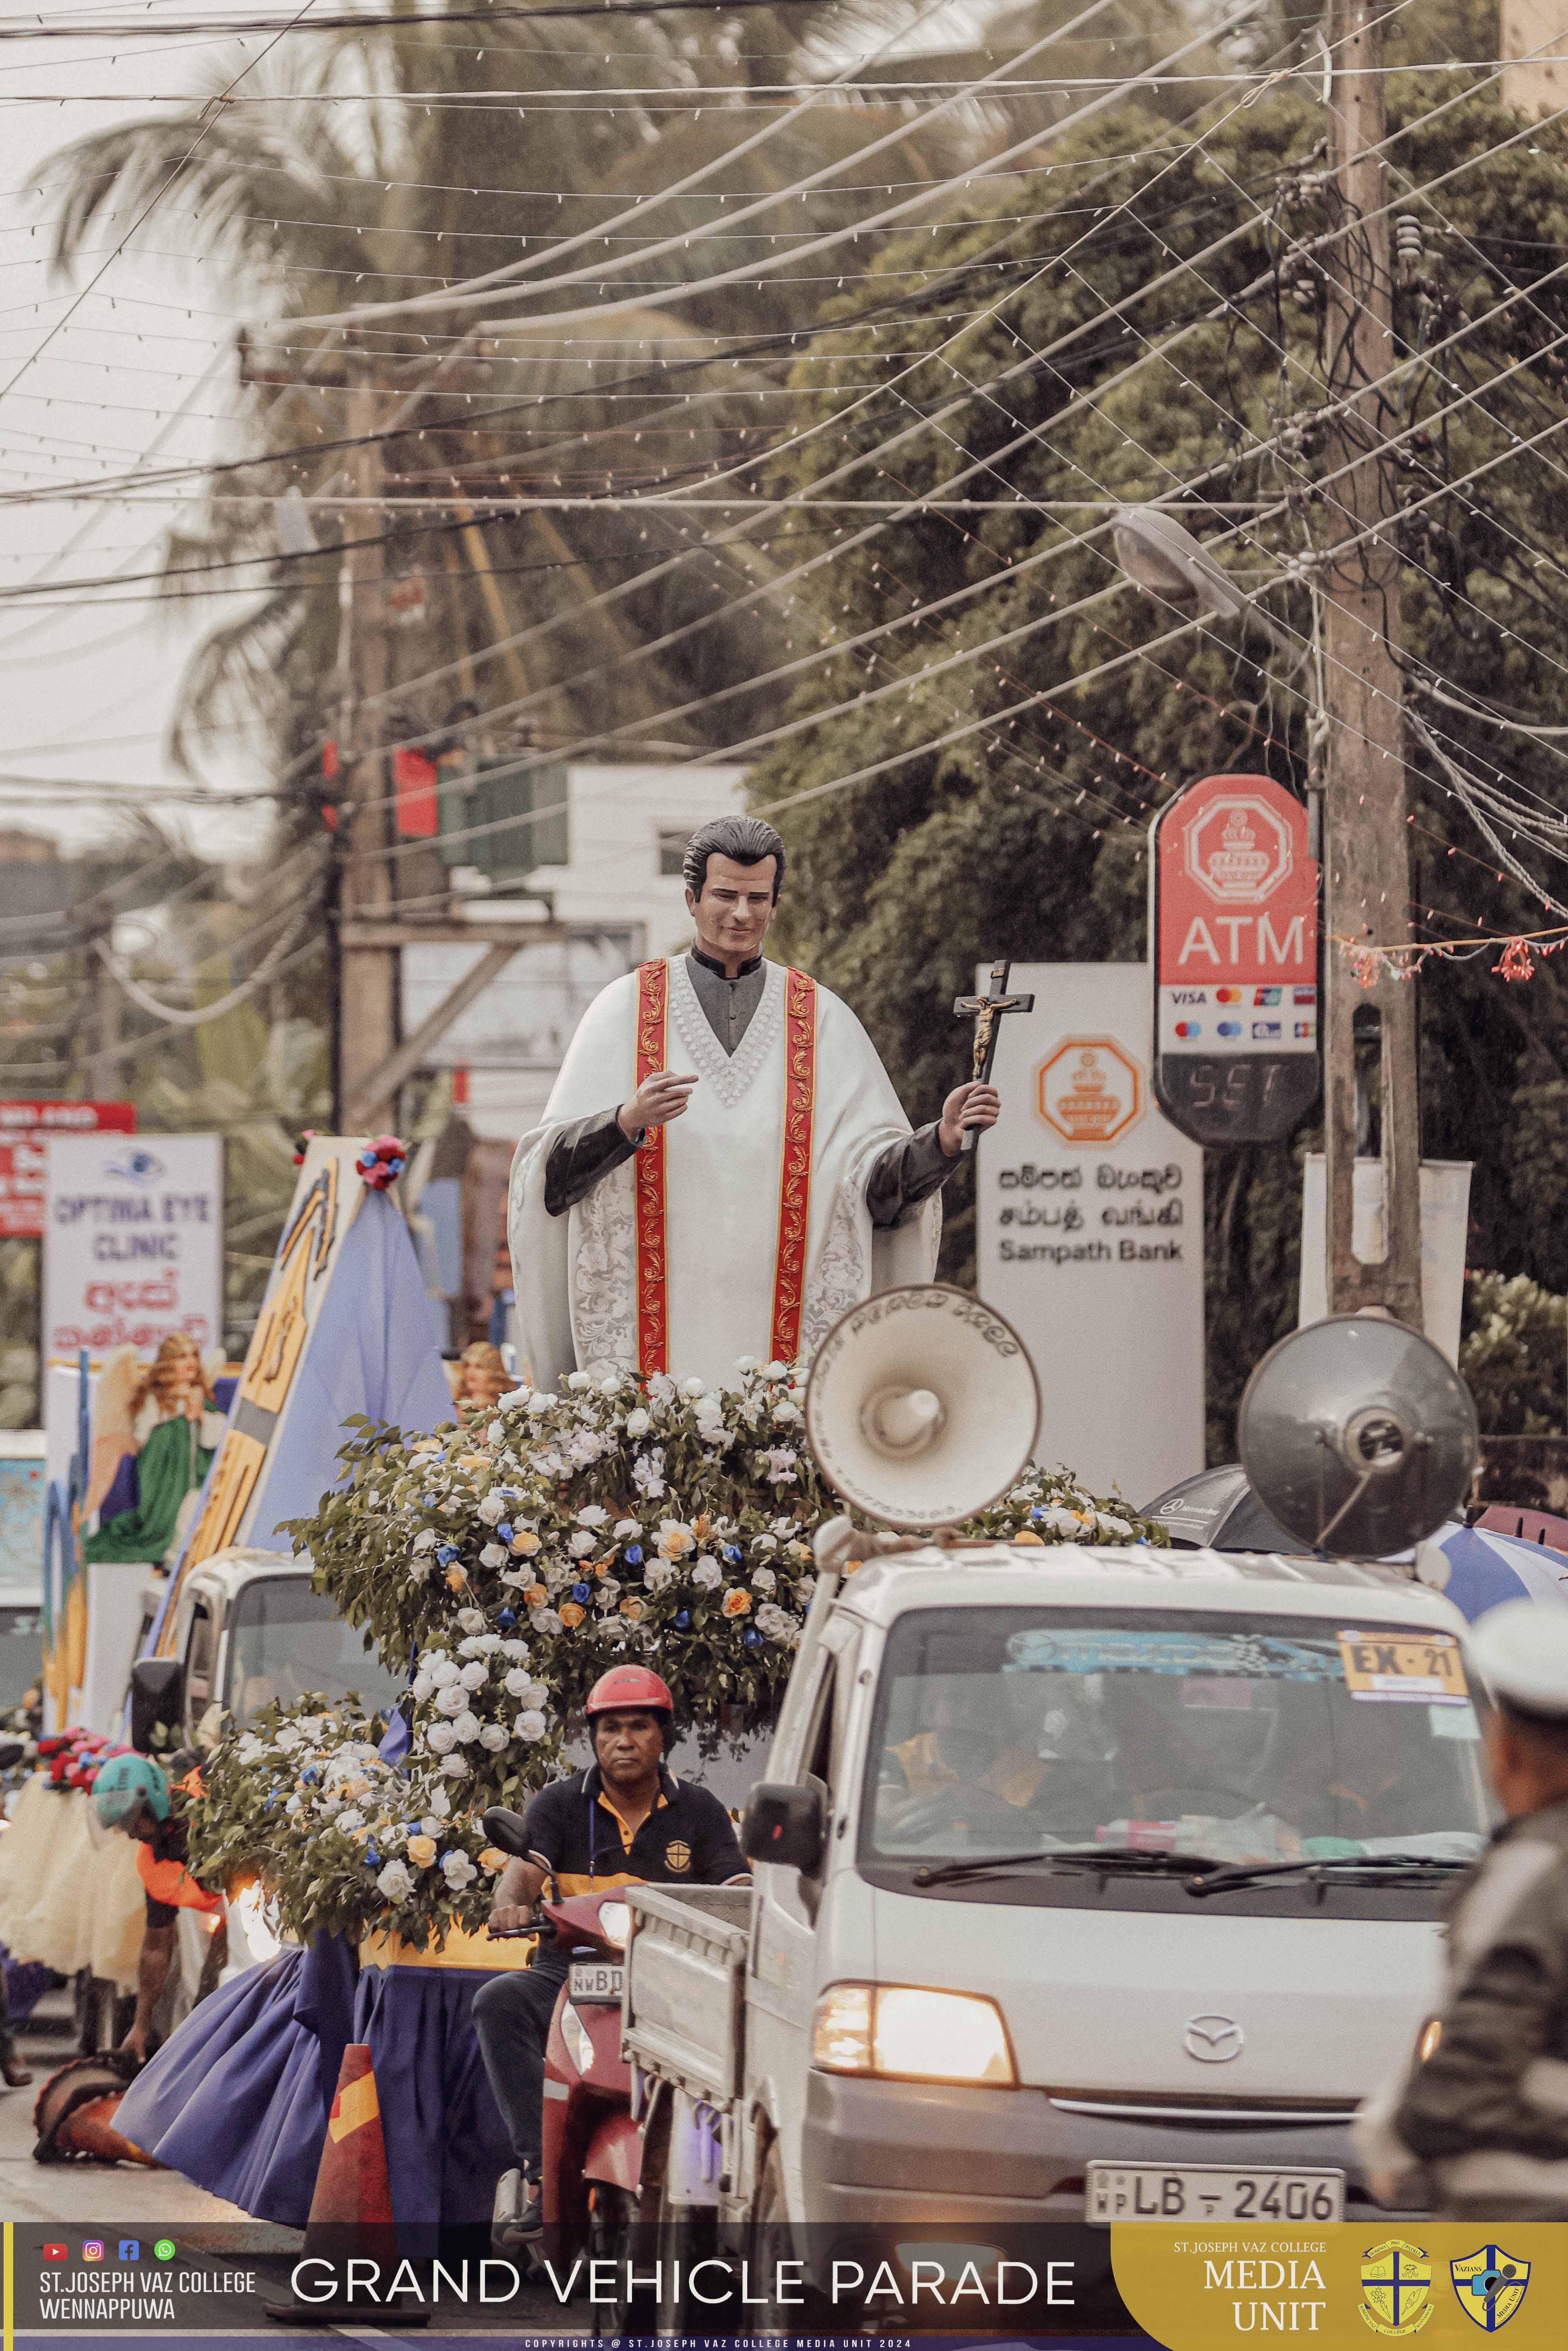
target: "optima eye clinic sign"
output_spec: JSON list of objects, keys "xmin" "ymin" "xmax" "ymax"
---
[
  {"xmin": 977, "ymin": 964, "xmax": 1204, "ymax": 1504},
  {"xmin": 44, "ymin": 1133, "xmax": 224, "ymax": 1361}
]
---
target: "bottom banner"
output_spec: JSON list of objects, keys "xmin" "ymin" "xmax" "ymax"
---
[{"xmin": 0, "ymin": 2221, "xmax": 1560, "ymax": 2343}]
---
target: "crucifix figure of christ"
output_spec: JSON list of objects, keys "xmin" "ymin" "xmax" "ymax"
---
[
  {"xmin": 952, "ymin": 960, "xmax": 1035, "ymax": 1154},
  {"xmin": 508, "ymin": 815, "xmax": 1003, "ymax": 1386}
]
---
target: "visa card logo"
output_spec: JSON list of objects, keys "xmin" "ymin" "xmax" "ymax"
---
[
  {"xmin": 1171, "ymin": 989, "xmax": 1207, "ymax": 1004},
  {"xmin": 1252, "ymin": 1021, "xmax": 1281, "ymax": 1040},
  {"xmin": 1217, "ymin": 1020, "xmax": 1242, "ymax": 1038},
  {"xmin": 1175, "ymin": 1021, "xmax": 1201, "ymax": 1038},
  {"xmin": 1253, "ymin": 986, "xmax": 1281, "ymax": 1006},
  {"xmin": 1295, "ymin": 1020, "xmax": 1316, "ymax": 1039}
]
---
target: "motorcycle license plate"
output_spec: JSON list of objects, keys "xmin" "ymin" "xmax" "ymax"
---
[
  {"xmin": 568, "ymin": 1960, "xmax": 624, "ymax": 2005},
  {"xmin": 1086, "ymin": 2164, "xmax": 1344, "ymax": 2224}
]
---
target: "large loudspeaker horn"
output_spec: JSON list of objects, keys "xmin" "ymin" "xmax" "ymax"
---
[
  {"xmin": 805, "ymin": 1285, "xmax": 1041, "ymax": 1531},
  {"xmin": 1238, "ymin": 1314, "xmax": 1478, "ymax": 1558}
]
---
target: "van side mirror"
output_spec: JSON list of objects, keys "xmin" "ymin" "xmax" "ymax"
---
[
  {"xmin": 742, "ymin": 1778, "xmax": 827, "ymax": 1874},
  {"xmin": 130, "ymin": 1657, "xmax": 185, "ymax": 1754}
]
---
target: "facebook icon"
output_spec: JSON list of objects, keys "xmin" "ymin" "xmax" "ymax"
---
[{"xmin": 118, "ymin": 2241, "xmax": 139, "ymax": 2262}]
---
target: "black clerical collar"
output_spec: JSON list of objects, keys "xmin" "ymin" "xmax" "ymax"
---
[{"xmin": 690, "ymin": 946, "xmax": 763, "ymax": 982}]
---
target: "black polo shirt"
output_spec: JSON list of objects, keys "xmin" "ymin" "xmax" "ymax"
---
[{"xmin": 522, "ymin": 1762, "xmax": 748, "ymax": 1898}]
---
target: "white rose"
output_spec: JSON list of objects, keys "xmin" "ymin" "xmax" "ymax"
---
[
  {"xmin": 410, "ymin": 1672, "xmax": 434, "ymax": 1704},
  {"xmin": 475, "ymin": 1633, "xmax": 501, "ymax": 1654},
  {"xmin": 487, "ymin": 1419, "xmax": 504, "ymax": 1446},
  {"xmin": 501, "ymin": 1639, "xmax": 529, "ymax": 1662},
  {"xmin": 412, "ymin": 1529, "xmax": 438, "ymax": 1554},
  {"xmin": 526, "ymin": 1393, "xmax": 557, "ymax": 1416},
  {"xmin": 503, "ymin": 1667, "xmax": 535, "ymax": 1698},
  {"xmin": 764, "ymin": 1360, "xmax": 787, "ymax": 1381},
  {"xmin": 735, "ymin": 1355, "xmax": 759, "ymax": 1374},
  {"xmin": 691, "ymin": 1554, "xmax": 722, "ymax": 1590},
  {"xmin": 613, "ymin": 1519, "xmax": 641, "ymax": 1541},
  {"xmin": 569, "ymin": 1531, "xmax": 597, "ymax": 1557},
  {"xmin": 600, "ymin": 1375, "xmax": 625, "ymax": 1398},
  {"xmin": 425, "ymin": 1721, "xmax": 457, "ymax": 1754},
  {"xmin": 459, "ymin": 1661, "xmax": 488, "ymax": 1690},
  {"xmin": 531, "ymin": 1608, "xmax": 563, "ymax": 1635},
  {"xmin": 334, "ymin": 1809, "xmax": 364, "ymax": 1834},
  {"xmin": 643, "ymin": 1561, "xmax": 675, "ymax": 1593},
  {"xmin": 575, "ymin": 1504, "xmax": 609, "ymax": 1528},
  {"xmin": 419, "ymin": 1814, "xmax": 445, "ymax": 1840},
  {"xmin": 429, "ymin": 1659, "xmax": 460, "ymax": 1689},
  {"xmin": 456, "ymin": 1607, "xmax": 486, "ymax": 1634},
  {"xmin": 480, "ymin": 1542, "xmax": 508, "ymax": 1569},
  {"xmin": 442, "ymin": 1850, "xmax": 478, "ymax": 1889},
  {"xmin": 285, "ymin": 1794, "xmax": 302, "ymax": 1815},
  {"xmin": 425, "ymin": 1785, "xmax": 451, "ymax": 1819},
  {"xmin": 435, "ymin": 1685, "xmax": 467, "ymax": 1717},
  {"xmin": 440, "ymin": 1755, "xmax": 471, "ymax": 1779},
  {"xmin": 477, "ymin": 1492, "xmax": 505, "ymax": 1525},
  {"xmin": 423, "ymin": 1648, "xmax": 448, "ymax": 1667},
  {"xmin": 625, "ymin": 1409, "xmax": 650, "ymax": 1439},
  {"xmin": 681, "ymin": 1377, "xmax": 706, "ymax": 1398},
  {"xmin": 376, "ymin": 1859, "xmax": 415, "ymax": 1903},
  {"xmin": 513, "ymin": 1709, "xmax": 547, "ymax": 1743},
  {"xmin": 750, "ymin": 1566, "xmax": 777, "ymax": 1595},
  {"xmin": 772, "ymin": 1400, "xmax": 800, "ymax": 1424},
  {"xmin": 275, "ymin": 1727, "xmax": 301, "ymax": 1752},
  {"xmin": 479, "ymin": 1722, "xmax": 509, "ymax": 1752}
]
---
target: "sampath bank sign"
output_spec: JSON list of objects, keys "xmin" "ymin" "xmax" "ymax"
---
[{"xmin": 44, "ymin": 1132, "xmax": 224, "ymax": 1360}]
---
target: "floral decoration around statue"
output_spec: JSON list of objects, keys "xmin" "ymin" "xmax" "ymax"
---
[{"xmin": 184, "ymin": 1358, "xmax": 1166, "ymax": 1950}]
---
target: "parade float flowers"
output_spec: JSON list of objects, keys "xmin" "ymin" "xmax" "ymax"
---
[{"xmin": 183, "ymin": 1361, "xmax": 1163, "ymax": 1948}]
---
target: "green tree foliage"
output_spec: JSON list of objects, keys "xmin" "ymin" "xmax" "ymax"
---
[
  {"xmin": 1461, "ymin": 1269, "xmax": 1567, "ymax": 1434},
  {"xmin": 752, "ymin": 35, "xmax": 1568, "ymax": 1465}
]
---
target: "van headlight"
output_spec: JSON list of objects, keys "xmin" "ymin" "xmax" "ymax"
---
[{"xmin": 811, "ymin": 1983, "xmax": 1015, "ymax": 2086}]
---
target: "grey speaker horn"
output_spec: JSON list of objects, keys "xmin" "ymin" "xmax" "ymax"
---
[{"xmin": 1237, "ymin": 1314, "xmax": 1478, "ymax": 1558}]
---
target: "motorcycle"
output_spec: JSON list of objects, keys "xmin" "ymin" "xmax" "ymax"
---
[{"xmin": 482, "ymin": 1807, "xmax": 647, "ymax": 2335}]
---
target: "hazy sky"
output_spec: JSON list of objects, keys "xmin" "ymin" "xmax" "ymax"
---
[{"xmin": 0, "ymin": 0, "xmax": 274, "ymax": 863}]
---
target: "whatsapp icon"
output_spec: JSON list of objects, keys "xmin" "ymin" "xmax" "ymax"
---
[{"xmin": 153, "ymin": 2241, "xmax": 176, "ymax": 2262}]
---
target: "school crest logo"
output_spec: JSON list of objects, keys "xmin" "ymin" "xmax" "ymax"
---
[
  {"xmin": 1359, "ymin": 2241, "xmax": 1433, "ymax": 2335},
  {"xmin": 1451, "ymin": 2247, "xmax": 1530, "ymax": 2331},
  {"xmin": 664, "ymin": 1839, "xmax": 692, "ymax": 1873}
]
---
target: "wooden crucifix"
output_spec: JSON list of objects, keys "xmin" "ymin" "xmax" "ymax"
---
[{"xmin": 952, "ymin": 959, "xmax": 1034, "ymax": 1154}]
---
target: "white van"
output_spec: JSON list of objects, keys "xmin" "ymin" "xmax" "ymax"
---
[{"xmin": 624, "ymin": 1542, "xmax": 1488, "ymax": 2267}]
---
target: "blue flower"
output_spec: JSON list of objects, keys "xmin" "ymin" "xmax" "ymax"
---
[
  {"xmin": 673, "ymin": 1610, "xmax": 690, "ymax": 1631},
  {"xmin": 1030, "ymin": 1505, "xmax": 1047, "ymax": 1522},
  {"xmin": 624, "ymin": 1544, "xmax": 643, "ymax": 1565},
  {"xmin": 742, "ymin": 1628, "xmax": 762, "ymax": 1650},
  {"xmin": 436, "ymin": 1544, "xmax": 459, "ymax": 1565},
  {"xmin": 301, "ymin": 1768, "xmax": 319, "ymax": 1786},
  {"xmin": 723, "ymin": 1545, "xmax": 742, "ymax": 1564},
  {"xmin": 364, "ymin": 1846, "xmax": 381, "ymax": 1867},
  {"xmin": 497, "ymin": 1608, "xmax": 517, "ymax": 1628},
  {"xmin": 496, "ymin": 1523, "xmax": 514, "ymax": 1544},
  {"xmin": 572, "ymin": 1580, "xmax": 593, "ymax": 1604}
]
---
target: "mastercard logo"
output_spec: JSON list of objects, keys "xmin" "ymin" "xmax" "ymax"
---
[
  {"xmin": 1215, "ymin": 988, "xmax": 1242, "ymax": 1004},
  {"xmin": 1217, "ymin": 1021, "xmax": 1242, "ymax": 1037},
  {"xmin": 1175, "ymin": 1021, "xmax": 1201, "ymax": 1039}
]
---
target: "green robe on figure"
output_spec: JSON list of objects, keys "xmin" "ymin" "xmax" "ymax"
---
[{"xmin": 82, "ymin": 1414, "xmax": 214, "ymax": 1564}]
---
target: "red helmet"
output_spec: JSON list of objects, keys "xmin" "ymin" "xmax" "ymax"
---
[{"xmin": 585, "ymin": 1665, "xmax": 674, "ymax": 1723}]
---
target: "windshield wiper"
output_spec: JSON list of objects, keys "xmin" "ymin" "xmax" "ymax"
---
[
  {"xmin": 1187, "ymin": 1854, "xmax": 1471, "ymax": 1899},
  {"xmin": 908, "ymin": 1847, "xmax": 1222, "ymax": 1888}
]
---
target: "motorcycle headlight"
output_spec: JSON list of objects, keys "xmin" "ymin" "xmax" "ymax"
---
[
  {"xmin": 597, "ymin": 1900, "xmax": 631, "ymax": 1949},
  {"xmin": 811, "ymin": 1983, "xmax": 1015, "ymax": 2086}
]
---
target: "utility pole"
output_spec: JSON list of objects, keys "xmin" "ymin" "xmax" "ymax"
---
[
  {"xmin": 1318, "ymin": 0, "xmax": 1423, "ymax": 1326},
  {"xmin": 333, "ymin": 332, "xmax": 399, "ymax": 1133}
]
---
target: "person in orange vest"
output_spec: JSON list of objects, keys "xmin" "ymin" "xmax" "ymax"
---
[{"xmin": 92, "ymin": 1754, "xmax": 221, "ymax": 2062}]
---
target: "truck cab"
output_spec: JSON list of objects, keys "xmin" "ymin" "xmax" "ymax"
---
[
  {"xmin": 624, "ymin": 1541, "xmax": 1491, "ymax": 2286},
  {"xmin": 132, "ymin": 1548, "xmax": 405, "ymax": 1750}
]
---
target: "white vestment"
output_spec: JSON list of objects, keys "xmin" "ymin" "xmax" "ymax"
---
[{"xmin": 509, "ymin": 956, "xmax": 940, "ymax": 1388}]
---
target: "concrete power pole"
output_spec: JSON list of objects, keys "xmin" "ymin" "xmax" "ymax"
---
[
  {"xmin": 333, "ymin": 334, "xmax": 399, "ymax": 1133},
  {"xmin": 1318, "ymin": 0, "xmax": 1423, "ymax": 1326}
]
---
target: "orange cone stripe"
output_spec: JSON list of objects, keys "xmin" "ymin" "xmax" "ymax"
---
[
  {"xmin": 770, "ymin": 970, "xmax": 817, "ymax": 1365},
  {"xmin": 327, "ymin": 2071, "xmax": 381, "ymax": 2144},
  {"xmin": 633, "ymin": 959, "xmax": 670, "ymax": 1375}
]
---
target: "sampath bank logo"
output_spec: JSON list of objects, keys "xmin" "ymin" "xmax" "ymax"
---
[
  {"xmin": 1451, "ymin": 2246, "xmax": 1529, "ymax": 2330},
  {"xmin": 1036, "ymin": 1038, "xmax": 1144, "ymax": 1147},
  {"xmin": 1182, "ymin": 792, "xmax": 1294, "ymax": 904}
]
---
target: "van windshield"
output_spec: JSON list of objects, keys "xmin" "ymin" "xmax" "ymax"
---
[
  {"xmin": 863, "ymin": 1607, "xmax": 1494, "ymax": 1870},
  {"xmin": 224, "ymin": 1579, "xmax": 404, "ymax": 1730}
]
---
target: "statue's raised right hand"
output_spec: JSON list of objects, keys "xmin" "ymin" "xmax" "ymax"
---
[{"xmin": 619, "ymin": 1069, "xmax": 698, "ymax": 1139}]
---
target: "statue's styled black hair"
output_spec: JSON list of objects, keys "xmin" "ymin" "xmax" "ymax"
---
[{"xmin": 682, "ymin": 814, "xmax": 787, "ymax": 902}]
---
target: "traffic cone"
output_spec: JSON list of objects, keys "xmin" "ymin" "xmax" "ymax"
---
[{"xmin": 264, "ymin": 2045, "xmax": 427, "ymax": 2327}]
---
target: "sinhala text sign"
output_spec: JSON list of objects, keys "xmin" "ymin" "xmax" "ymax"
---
[
  {"xmin": 1151, "ymin": 772, "xmax": 1320, "ymax": 1146},
  {"xmin": 44, "ymin": 1131, "xmax": 224, "ymax": 1360},
  {"xmin": 977, "ymin": 963, "xmax": 1204, "ymax": 1503}
]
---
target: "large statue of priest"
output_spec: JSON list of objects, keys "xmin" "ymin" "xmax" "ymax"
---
[{"xmin": 508, "ymin": 815, "xmax": 998, "ymax": 1386}]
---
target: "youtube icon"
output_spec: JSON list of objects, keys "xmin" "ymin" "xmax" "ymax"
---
[{"xmin": 42, "ymin": 2244, "xmax": 66, "ymax": 2263}]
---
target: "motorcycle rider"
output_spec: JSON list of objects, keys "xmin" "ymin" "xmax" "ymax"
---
[{"xmin": 473, "ymin": 1665, "xmax": 750, "ymax": 2249}]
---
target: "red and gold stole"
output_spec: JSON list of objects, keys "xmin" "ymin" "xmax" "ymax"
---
[{"xmin": 631, "ymin": 960, "xmax": 817, "ymax": 1375}]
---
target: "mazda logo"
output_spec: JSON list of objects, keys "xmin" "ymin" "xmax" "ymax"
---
[{"xmin": 1183, "ymin": 2013, "xmax": 1244, "ymax": 2063}]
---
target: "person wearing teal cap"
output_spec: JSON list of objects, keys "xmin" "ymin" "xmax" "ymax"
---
[
  {"xmin": 92, "ymin": 1753, "xmax": 171, "ymax": 1831},
  {"xmin": 93, "ymin": 1753, "xmax": 218, "ymax": 2060}
]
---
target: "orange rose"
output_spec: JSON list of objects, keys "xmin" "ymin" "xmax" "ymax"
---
[
  {"xmin": 721, "ymin": 1588, "xmax": 753, "ymax": 1617},
  {"xmin": 510, "ymin": 1530, "xmax": 541, "ymax": 1556},
  {"xmin": 523, "ymin": 1584, "xmax": 549, "ymax": 1610},
  {"xmin": 1012, "ymin": 1530, "xmax": 1044, "ymax": 1547},
  {"xmin": 478, "ymin": 1847, "xmax": 508, "ymax": 1873},
  {"xmin": 619, "ymin": 1597, "xmax": 644, "ymax": 1622},
  {"xmin": 693, "ymin": 1513, "xmax": 713, "ymax": 1541},
  {"xmin": 445, "ymin": 1564, "xmax": 468, "ymax": 1591},
  {"xmin": 559, "ymin": 1601, "xmax": 586, "ymax": 1629},
  {"xmin": 406, "ymin": 1834, "xmax": 437, "ymax": 1867}
]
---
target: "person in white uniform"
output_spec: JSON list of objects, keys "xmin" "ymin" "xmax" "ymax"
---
[{"xmin": 508, "ymin": 814, "xmax": 999, "ymax": 1387}]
